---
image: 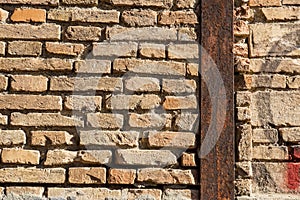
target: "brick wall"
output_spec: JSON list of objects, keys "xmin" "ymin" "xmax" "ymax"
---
[{"xmin": 235, "ymin": 0, "xmax": 300, "ymax": 199}]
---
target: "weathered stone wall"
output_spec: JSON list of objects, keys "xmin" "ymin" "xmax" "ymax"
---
[{"xmin": 235, "ymin": 0, "xmax": 300, "ymax": 199}]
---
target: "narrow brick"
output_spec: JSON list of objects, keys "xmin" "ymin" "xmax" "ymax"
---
[
  {"xmin": 75, "ymin": 60, "xmax": 111, "ymax": 74},
  {"xmin": 175, "ymin": 0, "xmax": 196, "ymax": 8},
  {"xmin": 163, "ymin": 95, "xmax": 198, "ymax": 110},
  {"xmin": 0, "ymin": 130, "xmax": 25, "ymax": 146},
  {"xmin": 279, "ymin": 127, "xmax": 300, "ymax": 143},
  {"xmin": 252, "ymin": 146, "xmax": 289, "ymax": 160},
  {"xmin": 234, "ymin": 43, "xmax": 248, "ymax": 57},
  {"xmin": 11, "ymin": 8, "xmax": 46, "ymax": 22},
  {"xmin": 242, "ymin": 74, "xmax": 286, "ymax": 89},
  {"xmin": 236, "ymin": 91, "xmax": 251, "ymax": 107},
  {"xmin": 234, "ymin": 20, "xmax": 249, "ymax": 37},
  {"xmin": 163, "ymin": 189, "xmax": 199, "ymax": 200},
  {"xmin": 11, "ymin": 112, "xmax": 84, "ymax": 127},
  {"xmin": 31, "ymin": 131, "xmax": 74, "ymax": 146},
  {"xmin": 283, "ymin": 0, "xmax": 300, "ymax": 4},
  {"xmin": 249, "ymin": 0, "xmax": 281, "ymax": 6},
  {"xmin": 77, "ymin": 150, "xmax": 112, "ymax": 164},
  {"xmin": 6, "ymin": 187, "xmax": 44, "ymax": 197},
  {"xmin": 69, "ymin": 167, "xmax": 106, "ymax": 184},
  {"xmin": 127, "ymin": 189, "xmax": 162, "ymax": 200},
  {"xmin": 93, "ymin": 42, "xmax": 138, "ymax": 57},
  {"xmin": 0, "ymin": 75, "xmax": 8, "ymax": 91},
  {"xmin": 65, "ymin": 26, "xmax": 102, "ymax": 41},
  {"xmin": 250, "ymin": 59, "xmax": 300, "ymax": 73},
  {"xmin": 122, "ymin": 10, "xmax": 157, "ymax": 26},
  {"xmin": 103, "ymin": 0, "xmax": 172, "ymax": 8},
  {"xmin": 262, "ymin": 7, "xmax": 300, "ymax": 21},
  {"xmin": 8, "ymin": 41, "xmax": 42, "ymax": 56},
  {"xmin": 1, "ymin": 148, "xmax": 40, "ymax": 165},
  {"xmin": 0, "ymin": 114, "xmax": 7, "ymax": 125},
  {"xmin": 252, "ymin": 129, "xmax": 278, "ymax": 144},
  {"xmin": 0, "ymin": 168, "xmax": 65, "ymax": 183},
  {"xmin": 237, "ymin": 124, "xmax": 252, "ymax": 161},
  {"xmin": 159, "ymin": 11, "xmax": 198, "ymax": 25},
  {"xmin": 139, "ymin": 43, "xmax": 165, "ymax": 59},
  {"xmin": 125, "ymin": 77, "xmax": 160, "ymax": 92},
  {"xmin": 163, "ymin": 79, "xmax": 197, "ymax": 94},
  {"xmin": 108, "ymin": 169, "xmax": 136, "ymax": 184},
  {"xmin": 0, "ymin": 8, "xmax": 8, "ymax": 22},
  {"xmin": 237, "ymin": 107, "xmax": 251, "ymax": 122},
  {"xmin": 129, "ymin": 113, "xmax": 172, "ymax": 128},
  {"xmin": 175, "ymin": 112, "xmax": 198, "ymax": 131},
  {"xmin": 181, "ymin": 153, "xmax": 197, "ymax": 167},
  {"xmin": 168, "ymin": 43, "xmax": 199, "ymax": 60},
  {"xmin": 178, "ymin": 27, "xmax": 197, "ymax": 41},
  {"xmin": 86, "ymin": 113, "xmax": 123, "ymax": 129},
  {"xmin": 46, "ymin": 42, "xmax": 85, "ymax": 56},
  {"xmin": 11, "ymin": 75, "xmax": 48, "ymax": 92},
  {"xmin": 287, "ymin": 76, "xmax": 300, "ymax": 89},
  {"xmin": 65, "ymin": 96, "xmax": 102, "ymax": 111},
  {"xmin": 62, "ymin": 0, "xmax": 97, "ymax": 5},
  {"xmin": 236, "ymin": 162, "xmax": 252, "ymax": 178},
  {"xmin": 0, "ymin": 0, "xmax": 58, "ymax": 5},
  {"xmin": 48, "ymin": 188, "xmax": 121, "ymax": 199},
  {"xmin": 187, "ymin": 63, "xmax": 198, "ymax": 76},
  {"xmin": 44, "ymin": 149, "xmax": 77, "ymax": 166}
]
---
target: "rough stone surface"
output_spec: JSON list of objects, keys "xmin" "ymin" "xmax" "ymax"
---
[
  {"xmin": 108, "ymin": 169, "xmax": 136, "ymax": 184},
  {"xmin": 103, "ymin": 0, "xmax": 172, "ymax": 8},
  {"xmin": 64, "ymin": 95, "xmax": 102, "ymax": 111},
  {"xmin": 6, "ymin": 187, "xmax": 44, "ymax": 197},
  {"xmin": 279, "ymin": 127, "xmax": 300, "ymax": 143},
  {"xmin": 11, "ymin": 8, "xmax": 46, "ymax": 22},
  {"xmin": 252, "ymin": 146, "xmax": 289, "ymax": 160},
  {"xmin": 122, "ymin": 10, "xmax": 157, "ymax": 26},
  {"xmin": 44, "ymin": 149, "xmax": 77, "ymax": 165},
  {"xmin": 159, "ymin": 11, "xmax": 198, "ymax": 25},
  {"xmin": 139, "ymin": 43, "xmax": 166, "ymax": 59},
  {"xmin": 77, "ymin": 150, "xmax": 112, "ymax": 164},
  {"xmin": 0, "ymin": 0, "xmax": 59, "ymax": 5},
  {"xmin": 249, "ymin": 0, "xmax": 281, "ymax": 6},
  {"xmin": 75, "ymin": 60, "xmax": 111, "ymax": 74},
  {"xmin": 163, "ymin": 79, "xmax": 197, "ymax": 94},
  {"xmin": 181, "ymin": 153, "xmax": 197, "ymax": 167},
  {"xmin": 125, "ymin": 77, "xmax": 160, "ymax": 92},
  {"xmin": 69, "ymin": 167, "xmax": 106, "ymax": 184},
  {"xmin": 163, "ymin": 95, "xmax": 198, "ymax": 110},
  {"xmin": 65, "ymin": 26, "xmax": 102, "ymax": 41},
  {"xmin": 87, "ymin": 113, "xmax": 124, "ymax": 129},
  {"xmin": 11, "ymin": 75, "xmax": 48, "ymax": 92},
  {"xmin": 163, "ymin": 189, "xmax": 199, "ymax": 200},
  {"xmin": 93, "ymin": 42, "xmax": 137, "ymax": 57},
  {"xmin": 31, "ymin": 131, "xmax": 74, "ymax": 146},
  {"xmin": 0, "ymin": 130, "xmax": 26, "ymax": 146},
  {"xmin": 129, "ymin": 113, "xmax": 172, "ymax": 128},
  {"xmin": 47, "ymin": 188, "xmax": 121, "ymax": 199},
  {"xmin": 8, "ymin": 41, "xmax": 42, "ymax": 56},
  {"xmin": 252, "ymin": 129, "xmax": 279, "ymax": 143},
  {"xmin": 1, "ymin": 148, "xmax": 40, "ymax": 165},
  {"xmin": 46, "ymin": 42, "xmax": 85, "ymax": 56}
]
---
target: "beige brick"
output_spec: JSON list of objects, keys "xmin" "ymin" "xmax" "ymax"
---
[
  {"xmin": 235, "ymin": 56, "xmax": 250, "ymax": 72},
  {"xmin": 252, "ymin": 146, "xmax": 289, "ymax": 160},
  {"xmin": 62, "ymin": 0, "xmax": 97, "ymax": 5},
  {"xmin": 11, "ymin": 112, "xmax": 84, "ymax": 127},
  {"xmin": 163, "ymin": 79, "xmax": 197, "ymax": 94},
  {"xmin": 159, "ymin": 11, "xmax": 198, "ymax": 25},
  {"xmin": 103, "ymin": 0, "xmax": 172, "ymax": 8},
  {"xmin": 44, "ymin": 149, "xmax": 77, "ymax": 165},
  {"xmin": 187, "ymin": 63, "xmax": 198, "ymax": 76},
  {"xmin": 138, "ymin": 168, "xmax": 196, "ymax": 185},
  {"xmin": 0, "ymin": 168, "xmax": 65, "ymax": 183},
  {"xmin": 178, "ymin": 27, "xmax": 197, "ymax": 41},
  {"xmin": 116, "ymin": 149, "xmax": 177, "ymax": 166},
  {"xmin": 65, "ymin": 26, "xmax": 102, "ymax": 41},
  {"xmin": 107, "ymin": 94, "xmax": 161, "ymax": 110},
  {"xmin": 250, "ymin": 59, "xmax": 300, "ymax": 73},
  {"xmin": 1, "ymin": 148, "xmax": 40, "ymax": 165},
  {"xmin": 0, "ymin": 42, "xmax": 4, "ymax": 55},
  {"xmin": 0, "ymin": 114, "xmax": 7, "ymax": 125},
  {"xmin": 0, "ymin": 24, "xmax": 60, "ymax": 40},
  {"xmin": 139, "ymin": 43, "xmax": 165, "ymax": 59},
  {"xmin": 93, "ymin": 42, "xmax": 138, "ymax": 57},
  {"xmin": 106, "ymin": 26, "xmax": 177, "ymax": 41},
  {"xmin": 31, "ymin": 131, "xmax": 74, "ymax": 146},
  {"xmin": 0, "ymin": 95, "xmax": 61, "ymax": 110},
  {"xmin": 11, "ymin": 75, "xmax": 48, "ymax": 92},
  {"xmin": 69, "ymin": 167, "xmax": 106, "ymax": 184},
  {"xmin": 46, "ymin": 42, "xmax": 85, "ymax": 56},
  {"xmin": 163, "ymin": 189, "xmax": 199, "ymax": 200},
  {"xmin": 181, "ymin": 153, "xmax": 197, "ymax": 167},
  {"xmin": 77, "ymin": 150, "xmax": 112, "ymax": 164},
  {"xmin": 283, "ymin": 0, "xmax": 300, "ymax": 4},
  {"xmin": 236, "ymin": 91, "xmax": 251, "ymax": 107},
  {"xmin": 114, "ymin": 58, "xmax": 186, "ymax": 76},
  {"xmin": 287, "ymin": 76, "xmax": 300, "ymax": 89},
  {"xmin": 48, "ymin": 188, "xmax": 121, "ymax": 199},
  {"xmin": 0, "ymin": 0, "xmax": 59, "ymax": 5},
  {"xmin": 75, "ymin": 60, "xmax": 111, "ymax": 74},
  {"xmin": 237, "ymin": 107, "xmax": 251, "ymax": 121},
  {"xmin": 236, "ymin": 161, "xmax": 252, "ymax": 178},
  {"xmin": 108, "ymin": 169, "xmax": 136, "ymax": 184},
  {"xmin": 65, "ymin": 96, "xmax": 102, "ymax": 111},
  {"xmin": 6, "ymin": 187, "xmax": 44, "ymax": 197},
  {"xmin": 234, "ymin": 43, "xmax": 248, "ymax": 57},
  {"xmin": 234, "ymin": 20, "xmax": 249, "ymax": 37},
  {"xmin": 122, "ymin": 10, "xmax": 157, "ymax": 26},
  {"xmin": 50, "ymin": 77, "xmax": 122, "ymax": 92},
  {"xmin": 235, "ymin": 179, "xmax": 251, "ymax": 196},
  {"xmin": 80, "ymin": 131, "xmax": 139, "ymax": 147},
  {"xmin": 146, "ymin": 131, "xmax": 196, "ymax": 149},
  {"xmin": 175, "ymin": 0, "xmax": 197, "ymax": 8},
  {"xmin": 126, "ymin": 189, "xmax": 162, "ymax": 200},
  {"xmin": 249, "ymin": 0, "xmax": 281, "ymax": 6},
  {"xmin": 0, "ymin": 58, "xmax": 72, "ymax": 72},
  {"xmin": 243, "ymin": 74, "xmax": 286, "ymax": 89},
  {"xmin": 0, "ymin": 130, "xmax": 25, "ymax": 146},
  {"xmin": 252, "ymin": 129, "xmax": 278, "ymax": 144},
  {"xmin": 0, "ymin": 75, "xmax": 8, "ymax": 91},
  {"xmin": 262, "ymin": 7, "xmax": 300, "ymax": 21},
  {"xmin": 8, "ymin": 41, "xmax": 42, "ymax": 56},
  {"xmin": 87, "ymin": 113, "xmax": 123, "ymax": 129},
  {"xmin": 237, "ymin": 124, "xmax": 252, "ymax": 161},
  {"xmin": 0, "ymin": 8, "xmax": 8, "ymax": 22},
  {"xmin": 125, "ymin": 77, "xmax": 160, "ymax": 92},
  {"xmin": 129, "ymin": 113, "xmax": 172, "ymax": 128},
  {"xmin": 11, "ymin": 8, "xmax": 46, "ymax": 22},
  {"xmin": 168, "ymin": 43, "xmax": 199, "ymax": 60},
  {"xmin": 280, "ymin": 127, "xmax": 300, "ymax": 143},
  {"xmin": 163, "ymin": 95, "xmax": 198, "ymax": 110},
  {"xmin": 175, "ymin": 112, "xmax": 198, "ymax": 131}
]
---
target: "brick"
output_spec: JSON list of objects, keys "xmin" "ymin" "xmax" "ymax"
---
[
  {"xmin": 237, "ymin": 107, "xmax": 251, "ymax": 121},
  {"xmin": 122, "ymin": 10, "xmax": 157, "ymax": 26},
  {"xmin": 252, "ymin": 129, "xmax": 278, "ymax": 144},
  {"xmin": 65, "ymin": 26, "xmax": 102, "ymax": 41},
  {"xmin": 181, "ymin": 153, "xmax": 197, "ymax": 167},
  {"xmin": 129, "ymin": 113, "xmax": 172, "ymax": 128},
  {"xmin": 126, "ymin": 189, "xmax": 162, "ymax": 200},
  {"xmin": 116, "ymin": 150, "xmax": 177, "ymax": 166},
  {"xmin": 107, "ymin": 94, "xmax": 161, "ymax": 110},
  {"xmin": 46, "ymin": 42, "xmax": 85, "ymax": 56},
  {"xmin": 31, "ymin": 131, "xmax": 74, "ymax": 146},
  {"xmin": 138, "ymin": 168, "xmax": 196, "ymax": 185},
  {"xmin": 114, "ymin": 58, "xmax": 186, "ymax": 76},
  {"xmin": 6, "ymin": 187, "xmax": 44, "ymax": 197},
  {"xmin": 235, "ymin": 179, "xmax": 251, "ymax": 196},
  {"xmin": 0, "ymin": 58, "xmax": 72, "ymax": 72},
  {"xmin": 75, "ymin": 60, "xmax": 111, "ymax": 74},
  {"xmin": 163, "ymin": 189, "xmax": 199, "ymax": 200},
  {"xmin": 252, "ymin": 146, "xmax": 289, "ymax": 160},
  {"xmin": 65, "ymin": 96, "xmax": 102, "ymax": 111},
  {"xmin": 242, "ymin": 74, "xmax": 287, "ymax": 89},
  {"xmin": 77, "ymin": 150, "xmax": 112, "ymax": 164},
  {"xmin": 175, "ymin": 0, "xmax": 196, "ymax": 8},
  {"xmin": 0, "ymin": 24, "xmax": 60, "ymax": 40},
  {"xmin": 283, "ymin": 0, "xmax": 300, "ymax": 4},
  {"xmin": 62, "ymin": 0, "xmax": 97, "ymax": 5},
  {"xmin": 93, "ymin": 42, "xmax": 138, "ymax": 57},
  {"xmin": 236, "ymin": 91, "xmax": 251, "ymax": 107},
  {"xmin": 0, "ymin": 114, "xmax": 7, "ymax": 125},
  {"xmin": 168, "ymin": 43, "xmax": 199, "ymax": 60},
  {"xmin": 0, "ymin": 8, "xmax": 8, "ymax": 22},
  {"xmin": 44, "ymin": 149, "xmax": 77, "ymax": 165},
  {"xmin": 234, "ymin": 43, "xmax": 248, "ymax": 57},
  {"xmin": 236, "ymin": 161, "xmax": 252, "ymax": 178},
  {"xmin": 0, "ymin": 130, "xmax": 25, "ymax": 146},
  {"xmin": 178, "ymin": 27, "xmax": 197, "ymax": 41},
  {"xmin": 108, "ymin": 169, "xmax": 136, "ymax": 184},
  {"xmin": 8, "ymin": 41, "xmax": 42, "ymax": 56},
  {"xmin": 292, "ymin": 145, "xmax": 300, "ymax": 159},
  {"xmin": 237, "ymin": 124, "xmax": 252, "ymax": 161},
  {"xmin": 87, "ymin": 113, "xmax": 123, "ymax": 129},
  {"xmin": 0, "ymin": 42, "xmax": 4, "ymax": 56},
  {"xmin": 139, "ymin": 43, "xmax": 165, "ymax": 59},
  {"xmin": 11, "ymin": 75, "xmax": 47, "ymax": 92},
  {"xmin": 250, "ymin": 59, "xmax": 300, "ymax": 73},
  {"xmin": 280, "ymin": 127, "xmax": 300, "ymax": 143},
  {"xmin": 1, "ymin": 148, "xmax": 40, "ymax": 165},
  {"xmin": 106, "ymin": 26, "xmax": 177, "ymax": 41},
  {"xmin": 125, "ymin": 77, "xmax": 160, "ymax": 92},
  {"xmin": 11, "ymin": 8, "xmax": 46, "ymax": 22},
  {"xmin": 251, "ymin": 91, "xmax": 300, "ymax": 126},
  {"xmin": 163, "ymin": 95, "xmax": 198, "ymax": 110},
  {"xmin": 175, "ymin": 112, "xmax": 198, "ymax": 131},
  {"xmin": 146, "ymin": 131, "xmax": 196, "ymax": 149},
  {"xmin": 249, "ymin": 0, "xmax": 281, "ymax": 6},
  {"xmin": 0, "ymin": 75, "xmax": 7, "ymax": 91},
  {"xmin": 159, "ymin": 11, "xmax": 198, "ymax": 25},
  {"xmin": 103, "ymin": 0, "xmax": 172, "ymax": 8},
  {"xmin": 163, "ymin": 79, "xmax": 197, "ymax": 94},
  {"xmin": 187, "ymin": 63, "xmax": 198, "ymax": 76},
  {"xmin": 11, "ymin": 112, "xmax": 84, "ymax": 127},
  {"xmin": 234, "ymin": 20, "xmax": 249, "ymax": 37},
  {"xmin": 50, "ymin": 77, "xmax": 122, "ymax": 92},
  {"xmin": 80, "ymin": 130, "xmax": 139, "ymax": 147},
  {"xmin": 235, "ymin": 56, "xmax": 251, "ymax": 72},
  {"xmin": 250, "ymin": 23, "xmax": 300, "ymax": 57},
  {"xmin": 287, "ymin": 76, "xmax": 300, "ymax": 89},
  {"xmin": 0, "ymin": 168, "xmax": 65, "ymax": 183},
  {"xmin": 262, "ymin": 7, "xmax": 300, "ymax": 21},
  {"xmin": 48, "ymin": 188, "xmax": 121, "ymax": 199},
  {"xmin": 69, "ymin": 167, "xmax": 106, "ymax": 184}
]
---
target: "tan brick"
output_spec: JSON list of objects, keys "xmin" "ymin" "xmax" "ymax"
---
[
  {"xmin": 0, "ymin": 58, "xmax": 72, "ymax": 72},
  {"xmin": 181, "ymin": 153, "xmax": 197, "ymax": 167},
  {"xmin": 235, "ymin": 179, "xmax": 251, "ymax": 196},
  {"xmin": 107, "ymin": 94, "xmax": 161, "ymax": 110},
  {"xmin": 69, "ymin": 167, "xmax": 106, "ymax": 184},
  {"xmin": 108, "ymin": 169, "xmax": 136, "ymax": 184},
  {"xmin": 234, "ymin": 43, "xmax": 248, "ymax": 57},
  {"xmin": 44, "ymin": 149, "xmax": 77, "ymax": 166},
  {"xmin": 93, "ymin": 42, "xmax": 138, "ymax": 57},
  {"xmin": 122, "ymin": 10, "xmax": 157, "ymax": 26},
  {"xmin": 0, "ymin": 42, "xmax": 4, "ymax": 56},
  {"xmin": 250, "ymin": 59, "xmax": 300, "ymax": 73},
  {"xmin": 86, "ymin": 113, "xmax": 123, "ymax": 129},
  {"xmin": 0, "ymin": 130, "xmax": 25, "ymax": 146},
  {"xmin": 283, "ymin": 0, "xmax": 300, "ymax": 4},
  {"xmin": 129, "ymin": 113, "xmax": 172, "ymax": 128},
  {"xmin": 62, "ymin": 0, "xmax": 97, "ymax": 5},
  {"xmin": 48, "ymin": 188, "xmax": 121, "ymax": 199},
  {"xmin": 163, "ymin": 189, "xmax": 199, "ymax": 200},
  {"xmin": 11, "ymin": 112, "xmax": 84, "ymax": 127},
  {"xmin": 116, "ymin": 149, "xmax": 177, "ymax": 166},
  {"xmin": 237, "ymin": 107, "xmax": 251, "ymax": 121},
  {"xmin": 236, "ymin": 161, "xmax": 252, "ymax": 178},
  {"xmin": 252, "ymin": 146, "xmax": 289, "ymax": 160},
  {"xmin": 0, "ymin": 75, "xmax": 8, "ymax": 91},
  {"xmin": 139, "ymin": 43, "xmax": 165, "ymax": 59},
  {"xmin": 178, "ymin": 27, "xmax": 197, "ymax": 41},
  {"xmin": 175, "ymin": 0, "xmax": 196, "ymax": 8},
  {"xmin": 0, "ymin": 8, "xmax": 8, "ymax": 22},
  {"xmin": 287, "ymin": 76, "xmax": 300, "ymax": 89},
  {"xmin": 80, "ymin": 130, "xmax": 139, "ymax": 147},
  {"xmin": 0, "ymin": 0, "xmax": 59, "ymax": 5},
  {"xmin": 77, "ymin": 150, "xmax": 112, "ymax": 164},
  {"xmin": 0, "ymin": 114, "xmax": 7, "ymax": 125},
  {"xmin": 31, "ymin": 131, "xmax": 74, "ymax": 146},
  {"xmin": 0, "ymin": 168, "xmax": 65, "ymax": 183},
  {"xmin": 168, "ymin": 43, "xmax": 199, "ymax": 60},
  {"xmin": 280, "ymin": 127, "xmax": 300, "ymax": 143},
  {"xmin": 46, "ymin": 42, "xmax": 85, "ymax": 56},
  {"xmin": 237, "ymin": 124, "xmax": 252, "ymax": 161},
  {"xmin": 138, "ymin": 168, "xmax": 196, "ymax": 185},
  {"xmin": 187, "ymin": 63, "xmax": 198, "ymax": 76},
  {"xmin": 126, "ymin": 189, "xmax": 162, "ymax": 200},
  {"xmin": 11, "ymin": 8, "xmax": 46, "ymax": 22},
  {"xmin": 234, "ymin": 20, "xmax": 249, "ymax": 37},
  {"xmin": 114, "ymin": 58, "xmax": 186, "ymax": 76},
  {"xmin": 75, "ymin": 60, "xmax": 111, "ymax": 74},
  {"xmin": 6, "ymin": 187, "xmax": 44, "ymax": 197},
  {"xmin": 125, "ymin": 77, "xmax": 160, "ymax": 92},
  {"xmin": 249, "ymin": 0, "xmax": 281, "ymax": 6},
  {"xmin": 0, "ymin": 24, "xmax": 60, "ymax": 40},
  {"xmin": 147, "ymin": 131, "xmax": 196, "ymax": 149},
  {"xmin": 11, "ymin": 75, "xmax": 48, "ymax": 92},
  {"xmin": 8, "ymin": 41, "xmax": 42, "ymax": 56},
  {"xmin": 163, "ymin": 79, "xmax": 197, "ymax": 94},
  {"xmin": 50, "ymin": 77, "xmax": 122, "ymax": 92},
  {"xmin": 103, "ymin": 0, "xmax": 172, "ymax": 8},
  {"xmin": 236, "ymin": 91, "xmax": 251, "ymax": 107},
  {"xmin": 65, "ymin": 26, "xmax": 102, "ymax": 41},
  {"xmin": 262, "ymin": 7, "xmax": 300, "ymax": 21},
  {"xmin": 175, "ymin": 112, "xmax": 198, "ymax": 131},
  {"xmin": 252, "ymin": 129, "xmax": 278, "ymax": 144},
  {"xmin": 243, "ymin": 74, "xmax": 286, "ymax": 89},
  {"xmin": 159, "ymin": 11, "xmax": 198, "ymax": 25},
  {"xmin": 1, "ymin": 148, "xmax": 40, "ymax": 165},
  {"xmin": 65, "ymin": 96, "xmax": 102, "ymax": 111},
  {"xmin": 163, "ymin": 95, "xmax": 198, "ymax": 110}
]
